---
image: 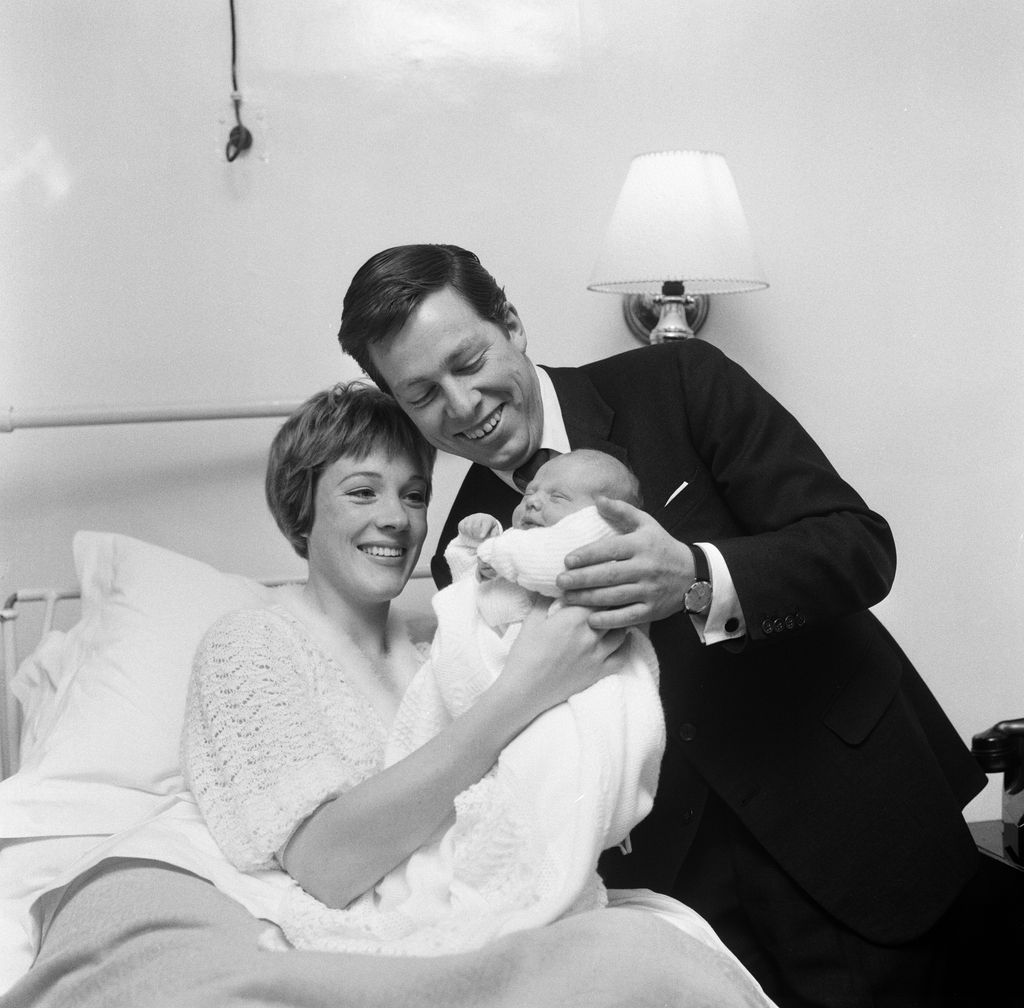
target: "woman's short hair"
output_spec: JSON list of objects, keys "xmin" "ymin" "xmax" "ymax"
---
[
  {"xmin": 266, "ymin": 382, "xmax": 436, "ymax": 559},
  {"xmin": 338, "ymin": 244, "xmax": 509, "ymax": 393}
]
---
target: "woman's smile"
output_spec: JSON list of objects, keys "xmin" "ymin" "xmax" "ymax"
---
[{"xmin": 358, "ymin": 542, "xmax": 408, "ymax": 561}]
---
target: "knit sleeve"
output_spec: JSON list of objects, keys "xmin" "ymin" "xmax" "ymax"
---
[
  {"xmin": 476, "ymin": 506, "xmax": 615, "ymax": 597},
  {"xmin": 182, "ymin": 608, "xmax": 363, "ymax": 872}
]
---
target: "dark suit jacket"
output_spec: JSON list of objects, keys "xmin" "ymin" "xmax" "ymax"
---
[{"xmin": 431, "ymin": 340, "xmax": 985, "ymax": 945}]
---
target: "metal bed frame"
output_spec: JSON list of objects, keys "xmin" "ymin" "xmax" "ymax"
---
[
  {"xmin": 2, "ymin": 397, "xmax": 311, "ymax": 779},
  {"xmin": 1, "ymin": 589, "xmax": 78, "ymax": 780}
]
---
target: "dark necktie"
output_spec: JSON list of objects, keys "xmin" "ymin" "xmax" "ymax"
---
[{"xmin": 512, "ymin": 448, "xmax": 556, "ymax": 492}]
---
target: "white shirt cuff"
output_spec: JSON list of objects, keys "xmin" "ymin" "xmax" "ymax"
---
[{"xmin": 688, "ymin": 541, "xmax": 746, "ymax": 645}]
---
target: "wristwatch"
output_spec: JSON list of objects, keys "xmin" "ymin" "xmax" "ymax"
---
[{"xmin": 683, "ymin": 544, "xmax": 713, "ymax": 616}]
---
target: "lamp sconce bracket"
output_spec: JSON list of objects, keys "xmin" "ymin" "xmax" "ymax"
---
[{"xmin": 622, "ymin": 293, "xmax": 709, "ymax": 344}]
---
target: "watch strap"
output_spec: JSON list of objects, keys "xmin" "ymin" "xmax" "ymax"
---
[
  {"xmin": 684, "ymin": 543, "xmax": 713, "ymax": 616},
  {"xmin": 688, "ymin": 543, "xmax": 710, "ymax": 583}
]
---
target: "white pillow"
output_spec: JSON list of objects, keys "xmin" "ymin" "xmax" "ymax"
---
[{"xmin": 0, "ymin": 532, "xmax": 275, "ymax": 837}]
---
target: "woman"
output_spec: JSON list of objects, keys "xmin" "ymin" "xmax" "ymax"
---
[{"xmin": 182, "ymin": 382, "xmax": 631, "ymax": 916}]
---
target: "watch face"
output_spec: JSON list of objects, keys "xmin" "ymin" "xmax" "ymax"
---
[{"xmin": 684, "ymin": 580, "xmax": 713, "ymax": 615}]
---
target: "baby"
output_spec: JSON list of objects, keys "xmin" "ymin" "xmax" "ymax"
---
[
  {"xmin": 427, "ymin": 449, "xmax": 651, "ymax": 725},
  {"xmin": 450, "ymin": 449, "xmax": 644, "ymax": 611},
  {"xmin": 389, "ymin": 448, "xmax": 663, "ymax": 928},
  {"xmin": 433, "ymin": 449, "xmax": 652, "ymax": 718}
]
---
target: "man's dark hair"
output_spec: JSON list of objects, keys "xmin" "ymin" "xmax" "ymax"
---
[{"xmin": 338, "ymin": 244, "xmax": 510, "ymax": 393}]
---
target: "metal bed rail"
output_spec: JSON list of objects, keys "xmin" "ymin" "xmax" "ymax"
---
[
  {"xmin": 1, "ymin": 589, "xmax": 82, "ymax": 781},
  {"xmin": 2, "ymin": 399, "xmax": 306, "ymax": 433}
]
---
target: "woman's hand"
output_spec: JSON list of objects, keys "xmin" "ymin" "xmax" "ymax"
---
[{"xmin": 497, "ymin": 604, "xmax": 628, "ymax": 722}]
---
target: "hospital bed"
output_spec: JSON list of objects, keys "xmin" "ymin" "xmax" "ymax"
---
[{"xmin": 0, "ymin": 400, "xmax": 777, "ymax": 1008}]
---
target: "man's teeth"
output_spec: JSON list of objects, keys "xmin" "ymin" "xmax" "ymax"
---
[
  {"xmin": 463, "ymin": 406, "xmax": 502, "ymax": 441},
  {"xmin": 361, "ymin": 545, "xmax": 404, "ymax": 557}
]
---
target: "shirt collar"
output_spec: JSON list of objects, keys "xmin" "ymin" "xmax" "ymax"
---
[{"xmin": 493, "ymin": 364, "xmax": 569, "ymax": 490}]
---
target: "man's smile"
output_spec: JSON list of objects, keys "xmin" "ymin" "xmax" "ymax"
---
[{"xmin": 460, "ymin": 404, "xmax": 503, "ymax": 441}]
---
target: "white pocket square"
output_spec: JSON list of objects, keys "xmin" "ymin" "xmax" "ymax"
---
[{"xmin": 663, "ymin": 481, "xmax": 689, "ymax": 507}]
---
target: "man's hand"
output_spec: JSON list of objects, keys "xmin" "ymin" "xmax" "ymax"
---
[{"xmin": 556, "ymin": 497, "xmax": 694, "ymax": 629}]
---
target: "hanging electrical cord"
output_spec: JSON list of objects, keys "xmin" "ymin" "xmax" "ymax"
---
[{"xmin": 225, "ymin": 0, "xmax": 253, "ymax": 162}]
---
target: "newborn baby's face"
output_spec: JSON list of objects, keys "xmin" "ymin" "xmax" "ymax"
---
[{"xmin": 511, "ymin": 453, "xmax": 609, "ymax": 530}]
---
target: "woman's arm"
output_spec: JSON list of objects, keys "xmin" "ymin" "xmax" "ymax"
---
[
  {"xmin": 183, "ymin": 608, "xmax": 370, "ymax": 873},
  {"xmin": 281, "ymin": 603, "xmax": 625, "ymax": 909}
]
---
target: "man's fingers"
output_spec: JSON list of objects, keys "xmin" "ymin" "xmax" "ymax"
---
[
  {"xmin": 558, "ymin": 558, "xmax": 635, "ymax": 591},
  {"xmin": 563, "ymin": 498, "xmax": 657, "ymax": 571},
  {"xmin": 562, "ymin": 528, "xmax": 639, "ymax": 572},
  {"xmin": 560, "ymin": 582, "xmax": 645, "ymax": 609},
  {"xmin": 587, "ymin": 605, "xmax": 650, "ymax": 631},
  {"xmin": 593, "ymin": 495, "xmax": 644, "ymax": 532},
  {"xmin": 562, "ymin": 542, "xmax": 630, "ymax": 572}
]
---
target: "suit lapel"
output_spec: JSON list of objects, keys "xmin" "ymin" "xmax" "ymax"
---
[
  {"xmin": 539, "ymin": 365, "xmax": 629, "ymax": 466},
  {"xmin": 543, "ymin": 358, "xmax": 699, "ymax": 530}
]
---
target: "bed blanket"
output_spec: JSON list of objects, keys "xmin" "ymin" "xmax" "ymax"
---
[{"xmin": 0, "ymin": 859, "xmax": 774, "ymax": 1008}]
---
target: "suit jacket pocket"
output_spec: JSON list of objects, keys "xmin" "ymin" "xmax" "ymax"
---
[{"xmin": 822, "ymin": 622, "xmax": 902, "ymax": 745}]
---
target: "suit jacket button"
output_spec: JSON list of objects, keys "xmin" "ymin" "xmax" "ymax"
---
[
  {"xmin": 681, "ymin": 808, "xmax": 695, "ymax": 823},
  {"xmin": 761, "ymin": 619, "xmax": 774, "ymax": 635},
  {"xmin": 678, "ymin": 723, "xmax": 697, "ymax": 742},
  {"xmin": 773, "ymin": 618, "xmax": 786, "ymax": 634},
  {"xmin": 784, "ymin": 614, "xmax": 795, "ymax": 630}
]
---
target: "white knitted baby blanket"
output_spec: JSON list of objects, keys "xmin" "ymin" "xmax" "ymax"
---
[{"xmin": 280, "ymin": 507, "xmax": 665, "ymax": 955}]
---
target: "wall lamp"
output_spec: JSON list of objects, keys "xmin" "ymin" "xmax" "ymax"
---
[{"xmin": 588, "ymin": 150, "xmax": 768, "ymax": 344}]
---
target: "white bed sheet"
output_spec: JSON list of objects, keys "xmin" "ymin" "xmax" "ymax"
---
[{"xmin": 0, "ymin": 794, "xmax": 294, "ymax": 993}]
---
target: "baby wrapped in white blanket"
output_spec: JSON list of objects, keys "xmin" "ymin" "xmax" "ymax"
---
[{"xmin": 282, "ymin": 450, "xmax": 665, "ymax": 954}]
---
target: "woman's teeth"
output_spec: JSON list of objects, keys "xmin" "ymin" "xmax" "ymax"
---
[{"xmin": 360, "ymin": 545, "xmax": 404, "ymax": 557}]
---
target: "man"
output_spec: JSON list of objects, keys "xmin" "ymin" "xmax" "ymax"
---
[{"xmin": 338, "ymin": 243, "xmax": 984, "ymax": 1007}]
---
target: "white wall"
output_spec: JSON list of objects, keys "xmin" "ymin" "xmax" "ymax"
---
[{"xmin": 2, "ymin": 0, "xmax": 1022, "ymax": 819}]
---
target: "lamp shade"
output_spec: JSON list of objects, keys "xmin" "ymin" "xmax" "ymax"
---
[{"xmin": 588, "ymin": 150, "xmax": 768, "ymax": 296}]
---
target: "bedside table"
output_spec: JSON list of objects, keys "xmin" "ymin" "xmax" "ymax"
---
[{"xmin": 939, "ymin": 821, "xmax": 1024, "ymax": 1004}]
